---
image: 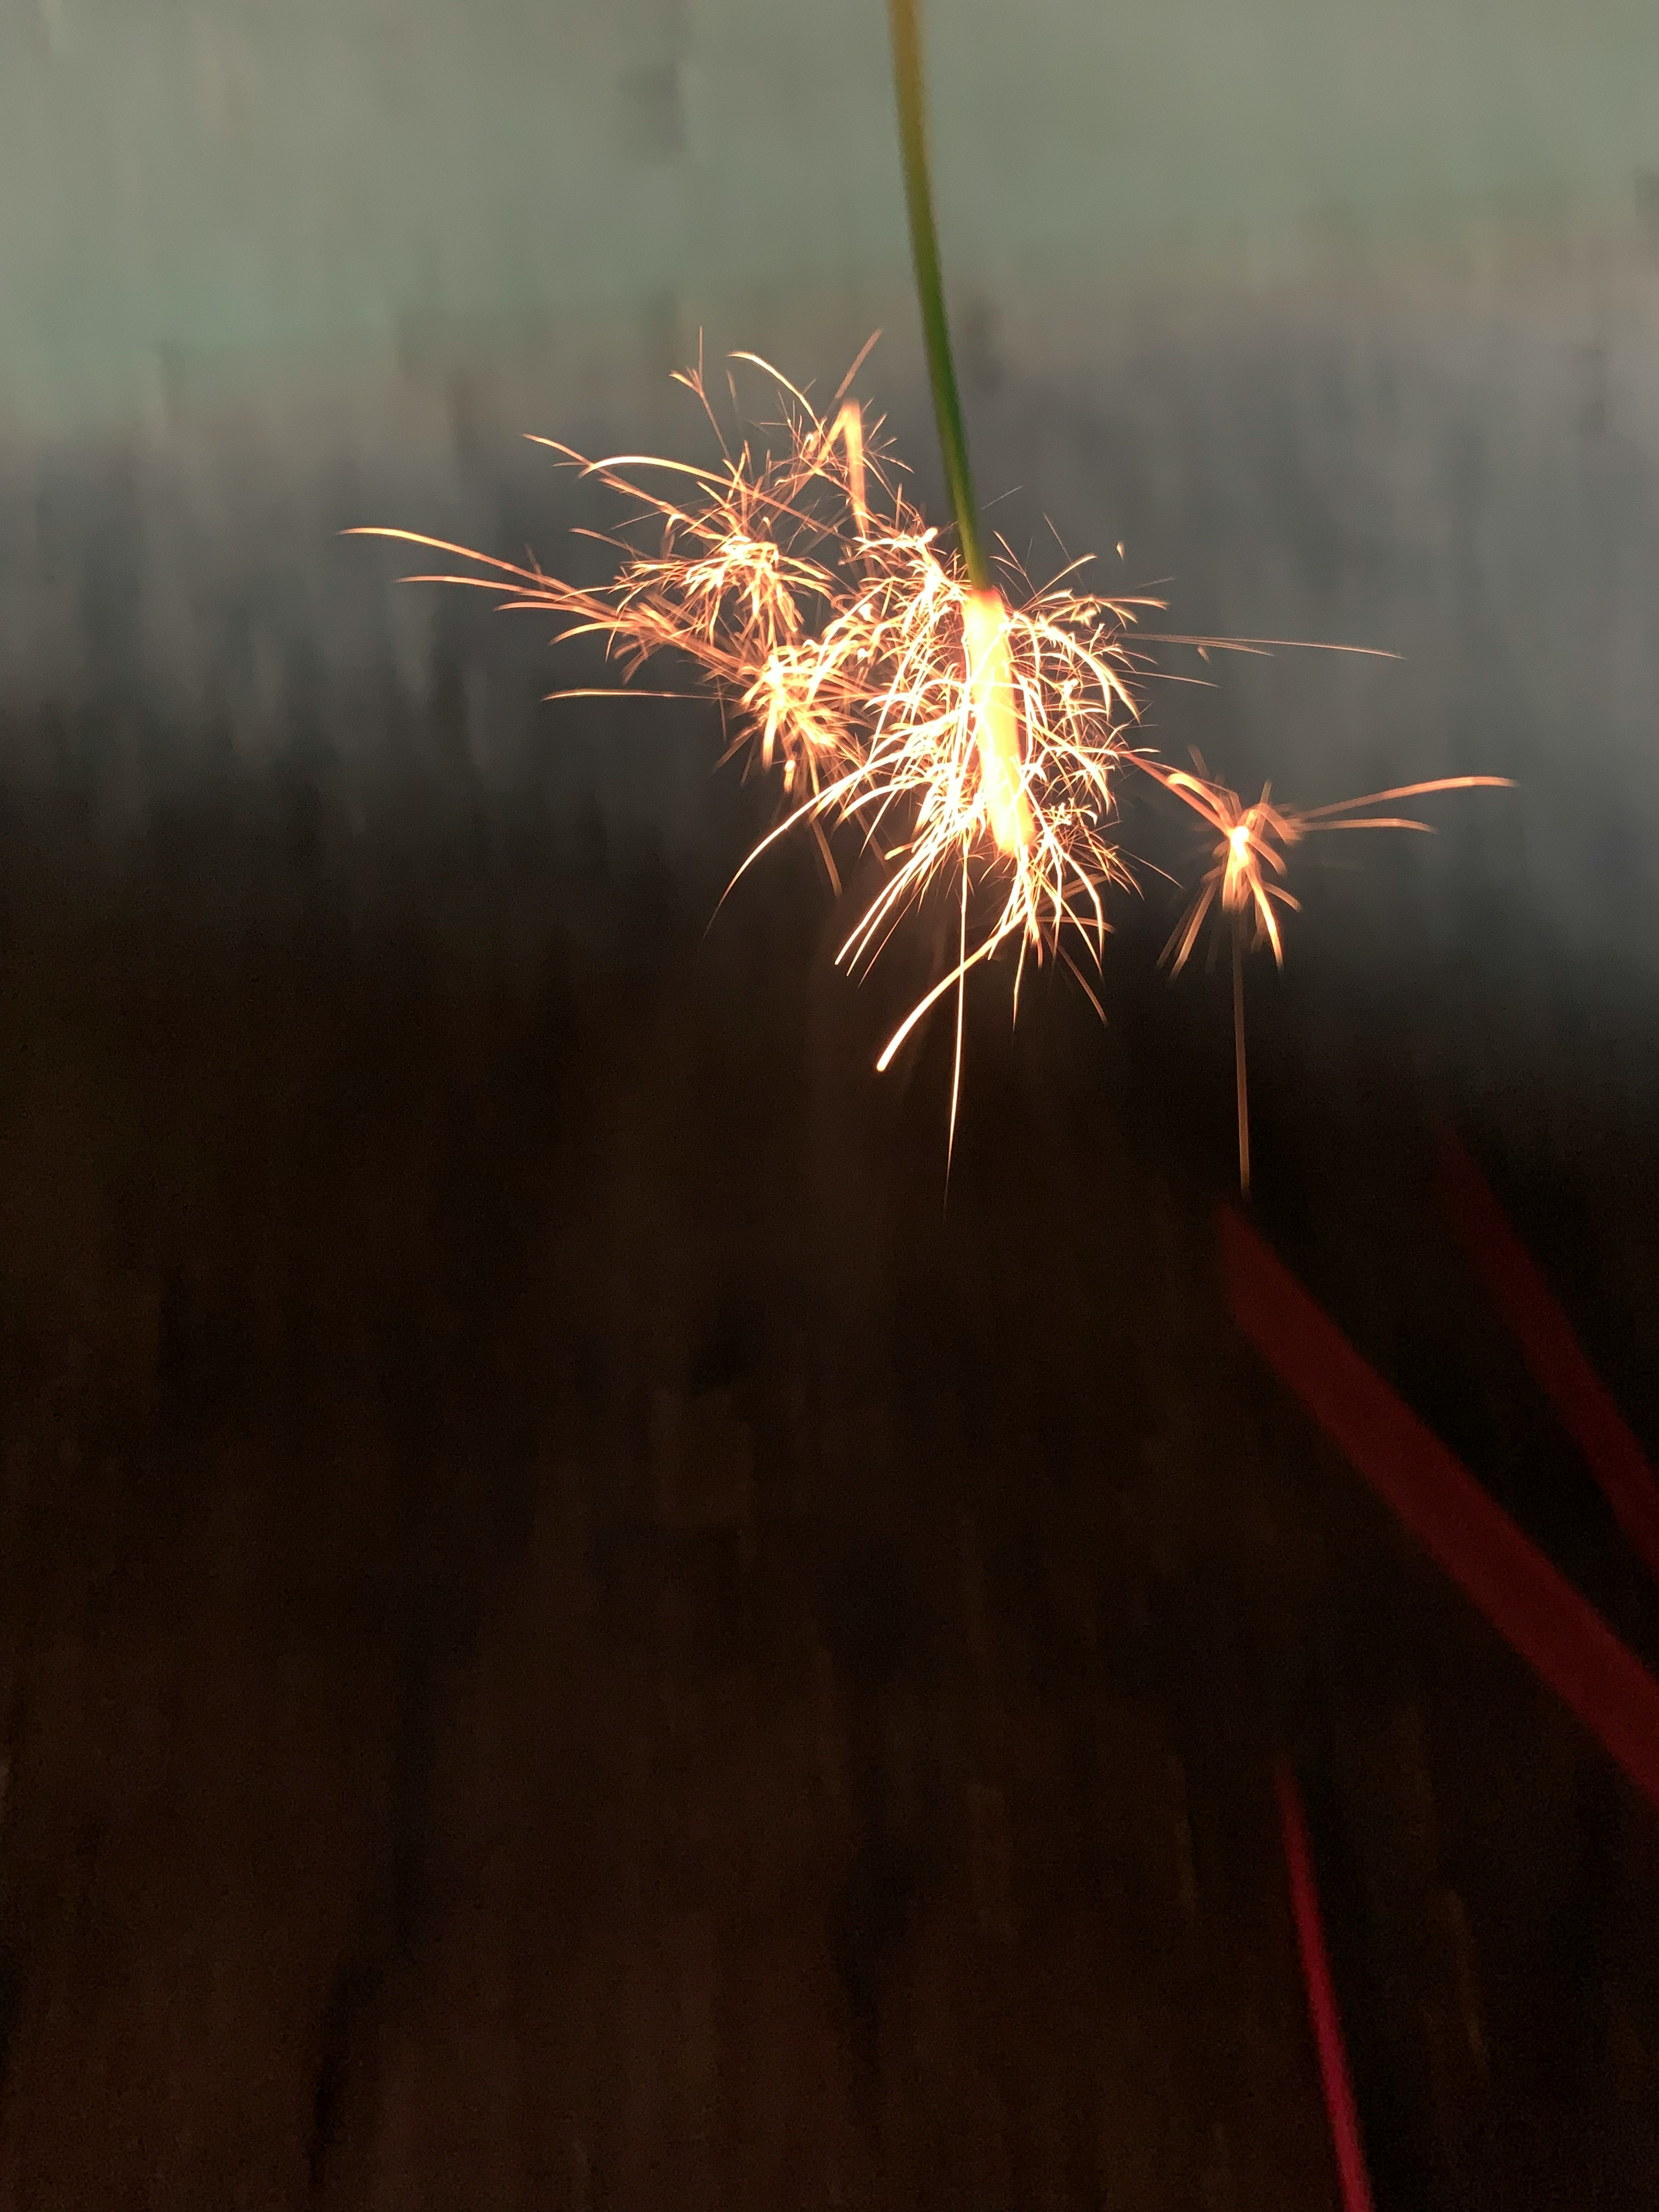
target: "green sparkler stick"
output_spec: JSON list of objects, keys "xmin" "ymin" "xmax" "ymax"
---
[{"xmin": 887, "ymin": 0, "xmax": 993, "ymax": 594}]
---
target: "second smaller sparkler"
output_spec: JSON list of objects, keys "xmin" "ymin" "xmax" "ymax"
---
[{"xmin": 1148, "ymin": 759, "xmax": 1516, "ymax": 1192}]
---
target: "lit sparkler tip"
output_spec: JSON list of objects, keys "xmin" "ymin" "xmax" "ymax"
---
[{"xmin": 962, "ymin": 587, "xmax": 1033, "ymax": 856}]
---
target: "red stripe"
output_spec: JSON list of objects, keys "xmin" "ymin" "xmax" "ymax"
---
[
  {"xmin": 1437, "ymin": 1131, "xmax": 1659, "ymax": 1590},
  {"xmin": 1222, "ymin": 1206, "xmax": 1659, "ymax": 1816},
  {"xmin": 1274, "ymin": 1757, "xmax": 1376, "ymax": 2212}
]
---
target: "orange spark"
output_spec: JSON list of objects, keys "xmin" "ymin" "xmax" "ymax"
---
[
  {"xmin": 1154, "ymin": 762, "xmax": 1516, "ymax": 977},
  {"xmin": 1149, "ymin": 756, "xmax": 1516, "ymax": 1187}
]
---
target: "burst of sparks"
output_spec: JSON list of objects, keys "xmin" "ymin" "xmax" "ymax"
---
[
  {"xmin": 1149, "ymin": 756, "xmax": 1516, "ymax": 1187},
  {"xmin": 350, "ymin": 352, "xmax": 1509, "ymax": 1176},
  {"xmin": 1154, "ymin": 758, "xmax": 1517, "ymax": 976},
  {"xmin": 353, "ymin": 353, "xmax": 1170, "ymax": 1158}
]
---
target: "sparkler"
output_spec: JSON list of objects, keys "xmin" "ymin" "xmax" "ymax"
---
[
  {"xmin": 352, "ymin": 360, "xmax": 1507, "ymax": 1180},
  {"xmin": 1150, "ymin": 759, "xmax": 1514, "ymax": 1190},
  {"xmin": 351, "ymin": 358, "xmax": 1157, "ymax": 1157},
  {"xmin": 350, "ymin": 0, "xmax": 1513, "ymax": 1185}
]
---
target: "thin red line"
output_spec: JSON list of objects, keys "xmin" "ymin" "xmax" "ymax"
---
[
  {"xmin": 1437, "ymin": 1130, "xmax": 1659, "ymax": 1590},
  {"xmin": 1222, "ymin": 1205, "xmax": 1659, "ymax": 1816},
  {"xmin": 1274, "ymin": 1757, "xmax": 1376, "ymax": 2212}
]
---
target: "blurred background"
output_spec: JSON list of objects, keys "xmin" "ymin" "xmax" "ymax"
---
[{"xmin": 3, "ymin": 2, "xmax": 1659, "ymax": 2204}]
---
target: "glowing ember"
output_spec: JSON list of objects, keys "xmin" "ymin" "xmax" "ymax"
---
[{"xmin": 961, "ymin": 587, "xmax": 1033, "ymax": 855}]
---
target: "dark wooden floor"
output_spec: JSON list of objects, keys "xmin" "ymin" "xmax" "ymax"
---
[{"xmin": 2, "ymin": 753, "xmax": 1658, "ymax": 2209}]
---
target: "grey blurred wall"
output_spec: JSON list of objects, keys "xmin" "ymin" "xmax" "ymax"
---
[{"xmin": 3, "ymin": 0, "xmax": 1659, "ymax": 965}]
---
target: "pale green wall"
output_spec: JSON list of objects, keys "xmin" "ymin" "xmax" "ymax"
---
[{"xmin": 2, "ymin": 0, "xmax": 1656, "ymax": 430}]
